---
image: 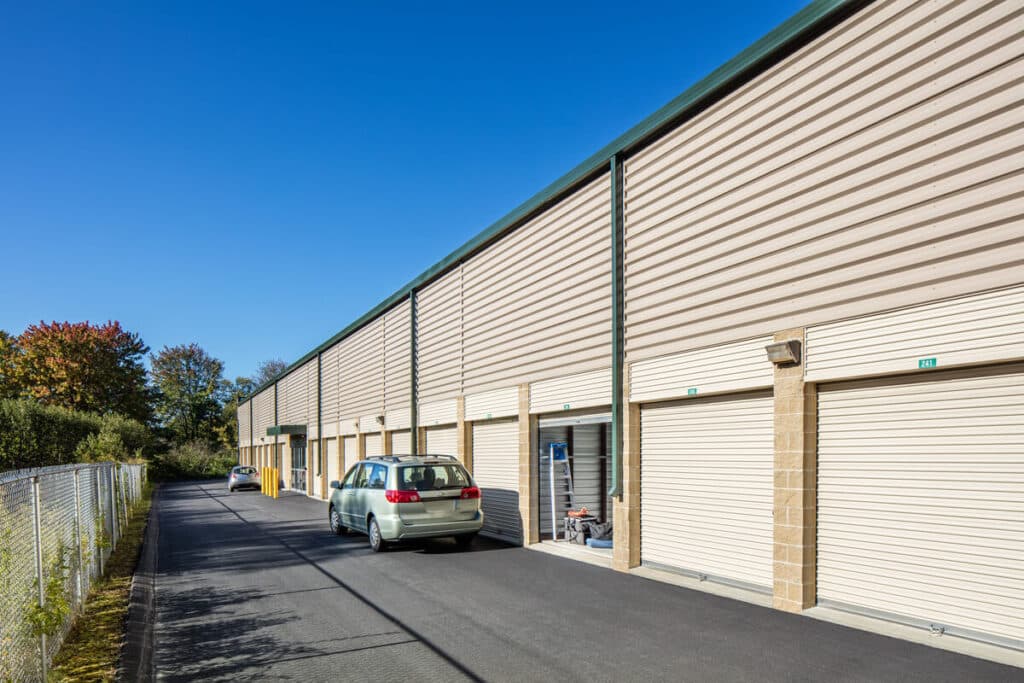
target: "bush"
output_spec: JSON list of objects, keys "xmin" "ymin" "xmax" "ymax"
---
[
  {"xmin": 0, "ymin": 399, "xmax": 151, "ymax": 471},
  {"xmin": 75, "ymin": 430, "xmax": 131, "ymax": 463},
  {"xmin": 149, "ymin": 441, "xmax": 236, "ymax": 481}
]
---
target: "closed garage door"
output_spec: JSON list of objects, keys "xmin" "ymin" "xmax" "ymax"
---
[
  {"xmin": 364, "ymin": 433, "xmax": 383, "ymax": 458},
  {"xmin": 425, "ymin": 425, "xmax": 458, "ymax": 456},
  {"xmin": 326, "ymin": 439, "xmax": 339, "ymax": 485},
  {"xmin": 818, "ymin": 365, "xmax": 1024, "ymax": 648},
  {"xmin": 390, "ymin": 430, "xmax": 412, "ymax": 454},
  {"xmin": 472, "ymin": 419, "xmax": 521, "ymax": 544},
  {"xmin": 641, "ymin": 391, "xmax": 774, "ymax": 590},
  {"xmin": 342, "ymin": 435, "xmax": 358, "ymax": 477}
]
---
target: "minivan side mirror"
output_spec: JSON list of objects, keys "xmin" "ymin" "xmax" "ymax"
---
[{"xmin": 329, "ymin": 480, "xmax": 341, "ymax": 490}]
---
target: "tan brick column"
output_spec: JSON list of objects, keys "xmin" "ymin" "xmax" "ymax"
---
[
  {"xmin": 417, "ymin": 426, "xmax": 427, "ymax": 454},
  {"xmin": 518, "ymin": 384, "xmax": 538, "ymax": 545},
  {"xmin": 772, "ymin": 328, "xmax": 817, "ymax": 612},
  {"xmin": 456, "ymin": 396, "xmax": 473, "ymax": 473},
  {"xmin": 357, "ymin": 431, "xmax": 366, "ymax": 461},
  {"xmin": 320, "ymin": 438, "xmax": 328, "ymax": 498},
  {"xmin": 383, "ymin": 429, "xmax": 392, "ymax": 455},
  {"xmin": 613, "ymin": 371, "xmax": 641, "ymax": 571}
]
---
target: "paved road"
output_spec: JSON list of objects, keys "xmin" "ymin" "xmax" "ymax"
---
[{"xmin": 151, "ymin": 481, "xmax": 1017, "ymax": 682}]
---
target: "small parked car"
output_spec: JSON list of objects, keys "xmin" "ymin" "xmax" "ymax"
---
[
  {"xmin": 328, "ymin": 455, "xmax": 483, "ymax": 552},
  {"xmin": 228, "ymin": 465, "xmax": 261, "ymax": 492}
]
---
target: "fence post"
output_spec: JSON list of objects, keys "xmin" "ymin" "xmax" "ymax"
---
[
  {"xmin": 31, "ymin": 476, "xmax": 47, "ymax": 681},
  {"xmin": 108, "ymin": 466, "xmax": 118, "ymax": 548},
  {"xmin": 94, "ymin": 470, "xmax": 103, "ymax": 576},
  {"xmin": 73, "ymin": 468, "xmax": 83, "ymax": 608},
  {"xmin": 119, "ymin": 467, "xmax": 129, "ymax": 525}
]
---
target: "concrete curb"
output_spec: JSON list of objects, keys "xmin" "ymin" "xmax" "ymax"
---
[{"xmin": 117, "ymin": 484, "xmax": 159, "ymax": 683}]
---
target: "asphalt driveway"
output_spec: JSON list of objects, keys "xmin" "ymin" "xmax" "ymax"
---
[{"xmin": 150, "ymin": 481, "xmax": 1018, "ymax": 682}]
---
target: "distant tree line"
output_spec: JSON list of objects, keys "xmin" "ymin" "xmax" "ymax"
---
[{"xmin": 0, "ymin": 320, "xmax": 286, "ymax": 475}]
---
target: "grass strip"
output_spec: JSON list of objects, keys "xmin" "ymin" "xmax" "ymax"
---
[{"xmin": 50, "ymin": 484, "xmax": 154, "ymax": 682}]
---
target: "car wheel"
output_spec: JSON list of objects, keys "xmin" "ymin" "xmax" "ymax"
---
[
  {"xmin": 368, "ymin": 517, "xmax": 386, "ymax": 553},
  {"xmin": 228, "ymin": 487, "xmax": 234, "ymax": 493},
  {"xmin": 454, "ymin": 533, "xmax": 476, "ymax": 550},
  {"xmin": 329, "ymin": 506, "xmax": 345, "ymax": 536}
]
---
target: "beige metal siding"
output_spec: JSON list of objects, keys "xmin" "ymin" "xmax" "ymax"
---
[
  {"xmin": 630, "ymin": 337, "xmax": 773, "ymax": 403},
  {"xmin": 237, "ymin": 403, "xmax": 251, "ymax": 447},
  {"xmin": 424, "ymin": 425, "xmax": 458, "ymax": 456},
  {"xmin": 390, "ymin": 430, "xmax": 412, "ymax": 454},
  {"xmin": 359, "ymin": 415, "xmax": 381, "ymax": 433},
  {"xmin": 278, "ymin": 364, "xmax": 309, "ymax": 426},
  {"xmin": 465, "ymin": 386, "xmax": 519, "ymax": 421},
  {"xmin": 472, "ymin": 419, "xmax": 522, "ymax": 543},
  {"xmin": 321, "ymin": 343, "xmax": 341, "ymax": 424},
  {"xmin": 817, "ymin": 365, "xmax": 1024, "ymax": 647},
  {"xmin": 385, "ymin": 408, "xmax": 411, "ymax": 431},
  {"xmin": 623, "ymin": 0, "xmax": 1024, "ymax": 363},
  {"xmin": 253, "ymin": 389, "xmax": 274, "ymax": 439},
  {"xmin": 384, "ymin": 299, "xmax": 412, "ymax": 416},
  {"xmin": 640, "ymin": 391, "xmax": 774, "ymax": 589},
  {"xmin": 338, "ymin": 317, "xmax": 385, "ymax": 422},
  {"xmin": 806, "ymin": 285, "xmax": 1024, "ymax": 382},
  {"xmin": 343, "ymin": 435, "xmax": 359, "ymax": 476},
  {"xmin": 529, "ymin": 369, "xmax": 611, "ymax": 414},
  {"xmin": 306, "ymin": 360, "xmax": 319, "ymax": 438},
  {"xmin": 462, "ymin": 174, "xmax": 612, "ymax": 392},
  {"xmin": 339, "ymin": 418, "xmax": 359, "ymax": 436},
  {"xmin": 364, "ymin": 433, "xmax": 383, "ymax": 458},
  {"xmin": 419, "ymin": 399, "xmax": 458, "ymax": 427},
  {"xmin": 416, "ymin": 266, "xmax": 463, "ymax": 402}
]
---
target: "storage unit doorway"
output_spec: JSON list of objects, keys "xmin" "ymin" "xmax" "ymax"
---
[
  {"xmin": 537, "ymin": 413, "xmax": 612, "ymax": 542},
  {"xmin": 472, "ymin": 418, "xmax": 521, "ymax": 544}
]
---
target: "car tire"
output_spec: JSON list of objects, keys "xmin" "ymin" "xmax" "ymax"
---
[
  {"xmin": 329, "ymin": 506, "xmax": 345, "ymax": 536},
  {"xmin": 228, "ymin": 487, "xmax": 234, "ymax": 493},
  {"xmin": 368, "ymin": 517, "xmax": 387, "ymax": 553},
  {"xmin": 454, "ymin": 533, "xmax": 476, "ymax": 550}
]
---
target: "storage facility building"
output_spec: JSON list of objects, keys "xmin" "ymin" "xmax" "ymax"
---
[{"xmin": 237, "ymin": 0, "xmax": 1024, "ymax": 652}]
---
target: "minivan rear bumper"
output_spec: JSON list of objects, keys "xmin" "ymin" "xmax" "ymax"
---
[{"xmin": 380, "ymin": 511, "xmax": 484, "ymax": 540}]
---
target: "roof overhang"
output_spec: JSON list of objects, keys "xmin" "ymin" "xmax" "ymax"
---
[{"xmin": 266, "ymin": 425, "xmax": 307, "ymax": 436}]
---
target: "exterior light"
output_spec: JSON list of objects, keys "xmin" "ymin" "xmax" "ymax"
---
[
  {"xmin": 765, "ymin": 340, "xmax": 801, "ymax": 365},
  {"xmin": 375, "ymin": 415, "xmax": 385, "ymax": 425}
]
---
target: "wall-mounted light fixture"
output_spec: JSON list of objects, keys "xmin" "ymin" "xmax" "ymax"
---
[
  {"xmin": 765, "ymin": 340, "xmax": 801, "ymax": 366},
  {"xmin": 375, "ymin": 415, "xmax": 386, "ymax": 425}
]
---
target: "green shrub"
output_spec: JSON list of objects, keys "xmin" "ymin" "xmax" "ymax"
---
[
  {"xmin": 150, "ymin": 440, "xmax": 236, "ymax": 481},
  {"xmin": 75, "ymin": 430, "xmax": 130, "ymax": 463},
  {"xmin": 0, "ymin": 399, "xmax": 151, "ymax": 471}
]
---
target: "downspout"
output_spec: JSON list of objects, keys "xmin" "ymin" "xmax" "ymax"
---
[
  {"xmin": 249, "ymin": 399, "xmax": 254, "ymax": 461},
  {"xmin": 317, "ymin": 352, "xmax": 323, "ymax": 476},
  {"xmin": 609, "ymin": 154, "xmax": 624, "ymax": 499},
  {"xmin": 410, "ymin": 290, "xmax": 419, "ymax": 455},
  {"xmin": 273, "ymin": 382, "xmax": 279, "ymax": 471}
]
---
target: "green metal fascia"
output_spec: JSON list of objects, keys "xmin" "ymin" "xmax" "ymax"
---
[
  {"xmin": 266, "ymin": 424, "xmax": 307, "ymax": 436},
  {"xmin": 609, "ymin": 155, "xmax": 624, "ymax": 499},
  {"xmin": 239, "ymin": 0, "xmax": 867, "ymax": 404}
]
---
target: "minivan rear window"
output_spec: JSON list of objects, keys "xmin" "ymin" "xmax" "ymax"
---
[{"xmin": 397, "ymin": 464, "xmax": 470, "ymax": 491}]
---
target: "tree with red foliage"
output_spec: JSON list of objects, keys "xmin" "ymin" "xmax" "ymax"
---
[{"xmin": 16, "ymin": 320, "xmax": 151, "ymax": 422}]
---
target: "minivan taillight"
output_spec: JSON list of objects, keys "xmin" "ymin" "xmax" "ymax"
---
[
  {"xmin": 385, "ymin": 490, "xmax": 421, "ymax": 503},
  {"xmin": 460, "ymin": 486, "xmax": 480, "ymax": 500}
]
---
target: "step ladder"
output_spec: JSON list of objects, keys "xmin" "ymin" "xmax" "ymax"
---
[{"xmin": 544, "ymin": 442, "xmax": 576, "ymax": 540}]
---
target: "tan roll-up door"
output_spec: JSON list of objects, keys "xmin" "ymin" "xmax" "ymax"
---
[
  {"xmin": 640, "ymin": 391, "xmax": 774, "ymax": 590},
  {"xmin": 364, "ymin": 434, "xmax": 383, "ymax": 458},
  {"xmin": 425, "ymin": 425, "xmax": 458, "ymax": 457},
  {"xmin": 342, "ymin": 435, "xmax": 358, "ymax": 477},
  {"xmin": 472, "ymin": 419, "xmax": 522, "ymax": 544},
  {"xmin": 390, "ymin": 430, "xmax": 412, "ymax": 455},
  {"xmin": 817, "ymin": 365, "xmax": 1024, "ymax": 648},
  {"xmin": 325, "ymin": 439, "xmax": 340, "ymax": 485}
]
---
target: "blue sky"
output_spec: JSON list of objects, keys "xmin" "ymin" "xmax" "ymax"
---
[{"xmin": 1, "ymin": 0, "xmax": 807, "ymax": 381}]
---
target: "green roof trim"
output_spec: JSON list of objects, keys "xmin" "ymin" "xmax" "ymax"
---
[
  {"xmin": 241, "ymin": 0, "xmax": 868, "ymax": 406},
  {"xmin": 266, "ymin": 425, "xmax": 307, "ymax": 436}
]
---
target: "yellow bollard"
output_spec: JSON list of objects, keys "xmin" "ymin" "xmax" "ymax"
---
[
  {"xmin": 274, "ymin": 468, "xmax": 279, "ymax": 498},
  {"xmin": 271, "ymin": 467, "xmax": 277, "ymax": 498},
  {"xmin": 262, "ymin": 467, "xmax": 267, "ymax": 495}
]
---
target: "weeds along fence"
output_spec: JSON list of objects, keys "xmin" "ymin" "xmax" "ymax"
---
[{"xmin": 0, "ymin": 462, "xmax": 146, "ymax": 682}]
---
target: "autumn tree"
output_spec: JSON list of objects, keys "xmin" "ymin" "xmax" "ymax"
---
[
  {"xmin": 0, "ymin": 331, "xmax": 20, "ymax": 399},
  {"xmin": 252, "ymin": 358, "xmax": 287, "ymax": 388},
  {"xmin": 16, "ymin": 321, "xmax": 151, "ymax": 421},
  {"xmin": 150, "ymin": 343, "xmax": 227, "ymax": 444},
  {"xmin": 216, "ymin": 376, "xmax": 255, "ymax": 451}
]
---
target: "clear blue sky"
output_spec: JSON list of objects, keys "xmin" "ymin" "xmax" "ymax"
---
[{"xmin": 1, "ymin": 0, "xmax": 807, "ymax": 381}]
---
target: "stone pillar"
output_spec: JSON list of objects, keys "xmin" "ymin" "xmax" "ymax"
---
[
  {"xmin": 518, "ymin": 384, "xmax": 538, "ymax": 545},
  {"xmin": 357, "ymin": 431, "xmax": 366, "ymax": 461},
  {"xmin": 383, "ymin": 429, "xmax": 393, "ymax": 455},
  {"xmin": 613, "ymin": 370, "xmax": 641, "ymax": 571},
  {"xmin": 416, "ymin": 427, "xmax": 427, "ymax": 454},
  {"xmin": 456, "ymin": 396, "xmax": 473, "ymax": 473},
  {"xmin": 772, "ymin": 328, "xmax": 817, "ymax": 612}
]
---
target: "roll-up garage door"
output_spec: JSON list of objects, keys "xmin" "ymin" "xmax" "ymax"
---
[
  {"xmin": 640, "ymin": 391, "xmax": 774, "ymax": 590},
  {"xmin": 818, "ymin": 365, "xmax": 1024, "ymax": 648},
  {"xmin": 326, "ymin": 439, "xmax": 339, "ymax": 485},
  {"xmin": 425, "ymin": 425, "xmax": 458, "ymax": 457},
  {"xmin": 342, "ymin": 436, "xmax": 358, "ymax": 477},
  {"xmin": 472, "ymin": 419, "xmax": 522, "ymax": 544},
  {"xmin": 364, "ymin": 434, "xmax": 383, "ymax": 458},
  {"xmin": 390, "ymin": 430, "xmax": 412, "ymax": 455}
]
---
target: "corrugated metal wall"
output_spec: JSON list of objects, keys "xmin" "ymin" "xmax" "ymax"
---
[
  {"xmin": 237, "ymin": 403, "xmax": 251, "ymax": 447},
  {"xmin": 529, "ymin": 369, "xmax": 611, "ymax": 414},
  {"xmin": 630, "ymin": 337, "xmax": 773, "ymax": 403},
  {"xmin": 623, "ymin": 0, "xmax": 1024, "ymax": 363},
  {"xmin": 464, "ymin": 387, "xmax": 519, "ymax": 421},
  {"xmin": 321, "ymin": 343, "xmax": 341, "ymax": 424},
  {"xmin": 416, "ymin": 266, "xmax": 463, "ymax": 402},
  {"xmin": 462, "ymin": 174, "xmax": 612, "ymax": 393},
  {"xmin": 337, "ymin": 316, "xmax": 385, "ymax": 422},
  {"xmin": 253, "ymin": 389, "xmax": 274, "ymax": 439},
  {"xmin": 384, "ymin": 299, "xmax": 412, "ymax": 420}
]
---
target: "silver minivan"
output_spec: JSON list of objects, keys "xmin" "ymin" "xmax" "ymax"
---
[{"xmin": 328, "ymin": 455, "xmax": 484, "ymax": 552}]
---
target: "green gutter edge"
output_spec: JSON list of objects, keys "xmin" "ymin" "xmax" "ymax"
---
[
  {"xmin": 239, "ymin": 0, "xmax": 868, "ymax": 407},
  {"xmin": 609, "ymin": 155, "xmax": 624, "ymax": 499}
]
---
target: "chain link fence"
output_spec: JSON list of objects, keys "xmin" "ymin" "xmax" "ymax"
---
[{"xmin": 0, "ymin": 462, "xmax": 147, "ymax": 682}]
